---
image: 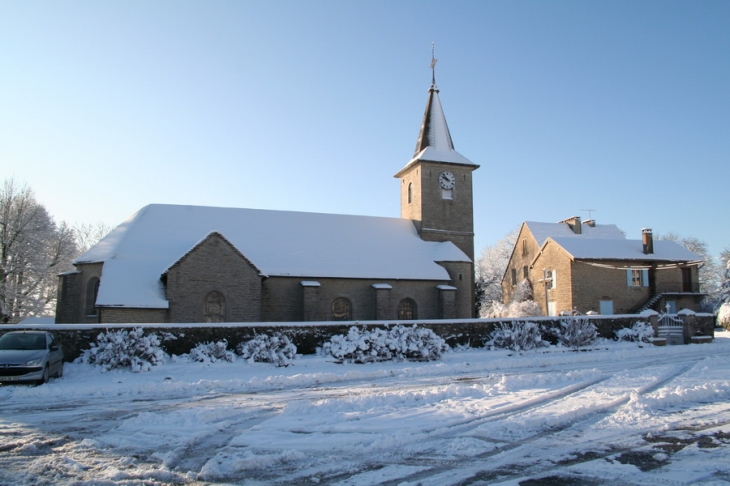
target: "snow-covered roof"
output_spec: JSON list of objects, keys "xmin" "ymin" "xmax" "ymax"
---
[
  {"xmin": 75, "ymin": 204, "xmax": 470, "ymax": 309},
  {"xmin": 525, "ymin": 221, "xmax": 626, "ymax": 247},
  {"xmin": 399, "ymin": 86, "xmax": 477, "ymax": 171},
  {"xmin": 551, "ymin": 237, "xmax": 702, "ymax": 263}
]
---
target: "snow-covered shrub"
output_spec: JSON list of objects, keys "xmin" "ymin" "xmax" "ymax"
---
[
  {"xmin": 553, "ymin": 318, "xmax": 597, "ymax": 349},
  {"xmin": 321, "ymin": 325, "xmax": 447, "ymax": 363},
  {"xmin": 78, "ymin": 327, "xmax": 165, "ymax": 372},
  {"xmin": 383, "ymin": 325, "xmax": 448, "ymax": 360},
  {"xmin": 718, "ymin": 303, "xmax": 730, "ymax": 331},
  {"xmin": 486, "ymin": 321, "xmax": 546, "ymax": 352},
  {"xmin": 615, "ymin": 321, "xmax": 655, "ymax": 343},
  {"xmin": 323, "ymin": 327, "xmax": 392, "ymax": 363},
  {"xmin": 189, "ymin": 340, "xmax": 236, "ymax": 363},
  {"xmin": 483, "ymin": 300, "xmax": 542, "ymax": 319},
  {"xmin": 237, "ymin": 334, "xmax": 297, "ymax": 367}
]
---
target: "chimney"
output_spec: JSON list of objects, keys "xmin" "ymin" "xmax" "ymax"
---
[
  {"xmin": 583, "ymin": 219, "xmax": 595, "ymax": 228},
  {"xmin": 560, "ymin": 216, "xmax": 582, "ymax": 235},
  {"xmin": 642, "ymin": 228, "xmax": 654, "ymax": 254}
]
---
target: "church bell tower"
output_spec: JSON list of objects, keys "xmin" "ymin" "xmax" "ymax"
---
[{"xmin": 394, "ymin": 53, "xmax": 479, "ymax": 262}]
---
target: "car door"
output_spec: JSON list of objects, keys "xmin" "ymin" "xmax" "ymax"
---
[{"xmin": 47, "ymin": 333, "xmax": 63, "ymax": 374}]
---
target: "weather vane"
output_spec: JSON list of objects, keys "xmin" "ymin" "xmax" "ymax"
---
[{"xmin": 430, "ymin": 42, "xmax": 438, "ymax": 87}]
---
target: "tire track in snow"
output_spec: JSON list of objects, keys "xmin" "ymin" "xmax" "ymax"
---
[{"xmin": 358, "ymin": 362, "xmax": 698, "ymax": 486}]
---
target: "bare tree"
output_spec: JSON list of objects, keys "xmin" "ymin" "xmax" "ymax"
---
[
  {"xmin": 475, "ymin": 228, "xmax": 518, "ymax": 316},
  {"xmin": 73, "ymin": 221, "xmax": 112, "ymax": 256},
  {"xmin": 656, "ymin": 232, "xmax": 721, "ymax": 311},
  {"xmin": 721, "ymin": 258, "xmax": 730, "ymax": 305},
  {"xmin": 0, "ymin": 179, "xmax": 77, "ymax": 323}
]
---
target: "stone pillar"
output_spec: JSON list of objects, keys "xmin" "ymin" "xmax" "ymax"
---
[
  {"xmin": 55, "ymin": 271, "xmax": 82, "ymax": 323},
  {"xmin": 301, "ymin": 281, "xmax": 321, "ymax": 321},
  {"xmin": 371, "ymin": 284, "xmax": 392, "ymax": 320},
  {"xmin": 438, "ymin": 285, "xmax": 457, "ymax": 319}
]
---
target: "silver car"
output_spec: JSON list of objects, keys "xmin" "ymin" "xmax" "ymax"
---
[{"xmin": 0, "ymin": 331, "xmax": 64, "ymax": 385}]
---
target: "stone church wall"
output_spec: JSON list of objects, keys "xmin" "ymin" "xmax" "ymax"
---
[
  {"xmin": 55, "ymin": 262, "xmax": 104, "ymax": 324},
  {"xmin": 165, "ymin": 234, "xmax": 262, "ymax": 322},
  {"xmin": 261, "ymin": 277, "xmax": 454, "ymax": 321}
]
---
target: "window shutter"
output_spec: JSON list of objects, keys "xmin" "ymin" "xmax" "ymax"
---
[
  {"xmin": 642, "ymin": 269, "xmax": 649, "ymax": 286},
  {"xmin": 626, "ymin": 269, "xmax": 633, "ymax": 286}
]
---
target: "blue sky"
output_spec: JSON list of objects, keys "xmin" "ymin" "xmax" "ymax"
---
[{"xmin": 1, "ymin": 1, "xmax": 728, "ymax": 259}]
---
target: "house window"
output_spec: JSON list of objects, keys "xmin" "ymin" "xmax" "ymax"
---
[
  {"xmin": 407, "ymin": 183, "xmax": 412, "ymax": 204},
  {"xmin": 441, "ymin": 188, "xmax": 453, "ymax": 200},
  {"xmin": 627, "ymin": 269, "xmax": 649, "ymax": 287},
  {"xmin": 85, "ymin": 277, "xmax": 100, "ymax": 316},
  {"xmin": 331, "ymin": 297, "xmax": 352, "ymax": 321},
  {"xmin": 397, "ymin": 299, "xmax": 417, "ymax": 320},
  {"xmin": 511, "ymin": 268, "xmax": 517, "ymax": 286},
  {"xmin": 523, "ymin": 266, "xmax": 529, "ymax": 279},
  {"xmin": 521, "ymin": 238, "xmax": 528, "ymax": 256},
  {"xmin": 204, "ymin": 291, "xmax": 225, "ymax": 322},
  {"xmin": 545, "ymin": 269, "xmax": 556, "ymax": 290}
]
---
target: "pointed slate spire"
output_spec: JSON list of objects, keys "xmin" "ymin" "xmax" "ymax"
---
[{"xmin": 408, "ymin": 48, "xmax": 475, "ymax": 167}]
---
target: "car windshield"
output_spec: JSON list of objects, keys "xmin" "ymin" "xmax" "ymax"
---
[{"xmin": 0, "ymin": 334, "xmax": 46, "ymax": 351}]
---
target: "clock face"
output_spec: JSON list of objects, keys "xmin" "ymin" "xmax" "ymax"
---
[{"xmin": 439, "ymin": 171, "xmax": 455, "ymax": 189}]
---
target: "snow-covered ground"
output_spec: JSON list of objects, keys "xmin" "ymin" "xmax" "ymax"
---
[{"xmin": 2, "ymin": 331, "xmax": 730, "ymax": 485}]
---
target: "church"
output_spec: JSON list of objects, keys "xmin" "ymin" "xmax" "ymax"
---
[{"xmin": 55, "ymin": 73, "xmax": 480, "ymax": 324}]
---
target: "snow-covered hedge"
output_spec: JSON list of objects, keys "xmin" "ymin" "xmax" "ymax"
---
[
  {"xmin": 615, "ymin": 321, "xmax": 655, "ymax": 343},
  {"xmin": 486, "ymin": 321, "xmax": 546, "ymax": 352},
  {"xmin": 237, "ymin": 334, "xmax": 297, "ymax": 367},
  {"xmin": 321, "ymin": 325, "xmax": 448, "ymax": 363},
  {"xmin": 552, "ymin": 318, "xmax": 598, "ymax": 349},
  {"xmin": 78, "ymin": 327, "xmax": 166, "ymax": 372},
  {"xmin": 189, "ymin": 340, "xmax": 236, "ymax": 363}
]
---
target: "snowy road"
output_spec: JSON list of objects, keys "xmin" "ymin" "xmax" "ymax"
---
[{"xmin": 2, "ymin": 334, "xmax": 730, "ymax": 485}]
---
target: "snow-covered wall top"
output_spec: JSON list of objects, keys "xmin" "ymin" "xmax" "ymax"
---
[{"xmin": 76, "ymin": 204, "xmax": 470, "ymax": 308}]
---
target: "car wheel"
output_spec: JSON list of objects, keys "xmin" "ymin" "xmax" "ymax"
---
[
  {"xmin": 53, "ymin": 361, "xmax": 63, "ymax": 378},
  {"xmin": 38, "ymin": 365, "xmax": 49, "ymax": 385}
]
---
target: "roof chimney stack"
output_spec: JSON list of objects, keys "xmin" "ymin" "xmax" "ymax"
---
[
  {"xmin": 642, "ymin": 228, "xmax": 654, "ymax": 254},
  {"xmin": 583, "ymin": 219, "xmax": 596, "ymax": 228},
  {"xmin": 560, "ymin": 216, "xmax": 582, "ymax": 234}
]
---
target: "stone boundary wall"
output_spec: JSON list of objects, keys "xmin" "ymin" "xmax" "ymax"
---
[{"xmin": 2, "ymin": 314, "xmax": 715, "ymax": 362}]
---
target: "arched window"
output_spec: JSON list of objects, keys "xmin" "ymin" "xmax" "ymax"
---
[
  {"xmin": 204, "ymin": 291, "xmax": 226, "ymax": 323},
  {"xmin": 85, "ymin": 277, "xmax": 100, "ymax": 316},
  {"xmin": 331, "ymin": 297, "xmax": 352, "ymax": 321},
  {"xmin": 397, "ymin": 298, "xmax": 417, "ymax": 320},
  {"xmin": 407, "ymin": 182, "xmax": 413, "ymax": 204}
]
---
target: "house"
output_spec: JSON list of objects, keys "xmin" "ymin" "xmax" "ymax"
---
[
  {"xmin": 502, "ymin": 217, "xmax": 704, "ymax": 315},
  {"xmin": 55, "ymin": 72, "xmax": 479, "ymax": 324}
]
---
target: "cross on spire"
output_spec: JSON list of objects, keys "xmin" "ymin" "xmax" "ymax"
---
[{"xmin": 430, "ymin": 43, "xmax": 438, "ymax": 89}]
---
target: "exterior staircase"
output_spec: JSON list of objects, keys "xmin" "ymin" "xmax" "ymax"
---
[{"xmin": 632, "ymin": 293, "xmax": 664, "ymax": 314}]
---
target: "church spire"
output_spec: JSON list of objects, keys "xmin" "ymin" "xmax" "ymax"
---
[{"xmin": 409, "ymin": 46, "xmax": 475, "ymax": 167}]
